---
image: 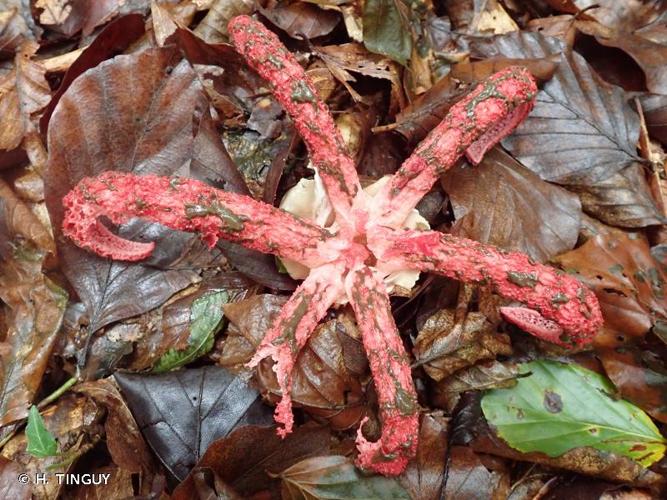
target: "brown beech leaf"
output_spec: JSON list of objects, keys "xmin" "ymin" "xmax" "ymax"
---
[
  {"xmin": 0, "ymin": 183, "xmax": 66, "ymax": 426},
  {"xmin": 597, "ymin": 347, "xmax": 667, "ymax": 424},
  {"xmin": 575, "ymin": 19, "xmax": 667, "ymax": 95},
  {"xmin": 260, "ymin": 2, "xmax": 340, "ymax": 40},
  {"xmin": 193, "ymin": 0, "xmax": 255, "ymax": 43},
  {"xmin": 1, "ymin": 394, "xmax": 104, "ymax": 500},
  {"xmin": 453, "ymin": 394, "xmax": 664, "ymax": 489},
  {"xmin": 641, "ymin": 94, "xmax": 667, "ymax": 145},
  {"xmin": 435, "ymin": 360, "xmax": 520, "ymax": 413},
  {"xmin": 0, "ymin": 41, "xmax": 50, "ymax": 151},
  {"xmin": 468, "ymin": 31, "xmax": 641, "ymax": 185},
  {"xmin": 554, "ymin": 228, "xmax": 667, "ymax": 346},
  {"xmin": 36, "ymin": 0, "xmax": 72, "ymax": 26},
  {"xmin": 279, "ymin": 455, "xmax": 410, "ymax": 499},
  {"xmin": 0, "ymin": 7, "xmax": 30, "ymax": 58},
  {"xmin": 566, "ymin": 0, "xmax": 666, "ymax": 35},
  {"xmin": 400, "ymin": 412, "xmax": 449, "ymax": 500},
  {"xmin": 220, "ymin": 295, "xmax": 368, "ymax": 430},
  {"xmin": 568, "ymin": 161, "xmax": 664, "ymax": 228},
  {"xmin": 444, "ymin": 446, "xmax": 510, "ymax": 499},
  {"xmin": 114, "ymin": 366, "xmax": 274, "ymax": 480},
  {"xmin": 414, "ymin": 307, "xmax": 512, "ymax": 382},
  {"xmin": 0, "ymin": 457, "xmax": 31, "ymax": 500},
  {"xmin": 44, "ymin": 46, "xmax": 226, "ymax": 339},
  {"xmin": 40, "ymin": 13, "xmax": 146, "ymax": 134},
  {"xmin": 68, "ymin": 465, "xmax": 134, "ymax": 500},
  {"xmin": 442, "ymin": 147, "xmax": 582, "ymax": 262},
  {"xmin": 37, "ymin": 0, "xmax": 149, "ymax": 37},
  {"xmin": 74, "ymin": 378, "xmax": 155, "ymax": 473},
  {"xmin": 172, "ymin": 423, "xmax": 331, "ymax": 499}
]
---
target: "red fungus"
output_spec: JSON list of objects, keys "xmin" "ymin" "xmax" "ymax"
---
[{"xmin": 61, "ymin": 15, "xmax": 603, "ymax": 476}]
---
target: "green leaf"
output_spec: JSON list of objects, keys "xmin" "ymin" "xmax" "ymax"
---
[
  {"xmin": 153, "ymin": 290, "xmax": 229, "ymax": 373},
  {"xmin": 280, "ymin": 455, "xmax": 410, "ymax": 499},
  {"xmin": 481, "ymin": 360, "xmax": 667, "ymax": 467},
  {"xmin": 363, "ymin": 0, "xmax": 412, "ymax": 65},
  {"xmin": 26, "ymin": 406, "xmax": 58, "ymax": 458}
]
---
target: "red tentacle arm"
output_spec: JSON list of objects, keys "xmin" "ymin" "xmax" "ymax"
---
[
  {"xmin": 369, "ymin": 228, "xmax": 602, "ymax": 346},
  {"xmin": 62, "ymin": 171, "xmax": 331, "ymax": 265},
  {"xmin": 372, "ymin": 66, "xmax": 537, "ymax": 229},
  {"xmin": 345, "ymin": 267, "xmax": 419, "ymax": 476},
  {"xmin": 247, "ymin": 263, "xmax": 345, "ymax": 437},
  {"xmin": 228, "ymin": 15, "xmax": 362, "ymax": 230}
]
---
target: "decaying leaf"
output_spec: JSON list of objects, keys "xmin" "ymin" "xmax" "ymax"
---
[
  {"xmin": 0, "ymin": 181, "xmax": 66, "ymax": 426},
  {"xmin": 280, "ymin": 455, "xmax": 410, "ymax": 499},
  {"xmin": 0, "ymin": 41, "xmax": 50, "ymax": 151},
  {"xmin": 414, "ymin": 306, "xmax": 512, "ymax": 382},
  {"xmin": 554, "ymin": 227, "xmax": 667, "ymax": 344},
  {"xmin": 172, "ymin": 423, "xmax": 332, "ymax": 499}
]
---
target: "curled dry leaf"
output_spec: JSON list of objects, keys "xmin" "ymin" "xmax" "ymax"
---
[
  {"xmin": 0, "ymin": 41, "xmax": 50, "ymax": 151},
  {"xmin": 0, "ymin": 182, "xmax": 66, "ymax": 426},
  {"xmin": 435, "ymin": 360, "xmax": 520, "ymax": 413},
  {"xmin": 554, "ymin": 228, "xmax": 667, "ymax": 346},
  {"xmin": 172, "ymin": 424, "xmax": 331, "ymax": 499},
  {"xmin": 315, "ymin": 43, "xmax": 402, "ymax": 104},
  {"xmin": 114, "ymin": 366, "xmax": 274, "ymax": 480},
  {"xmin": 575, "ymin": 19, "xmax": 667, "ymax": 95},
  {"xmin": 414, "ymin": 307, "xmax": 512, "ymax": 382},
  {"xmin": 193, "ymin": 0, "xmax": 254, "ymax": 43},
  {"xmin": 442, "ymin": 147, "xmax": 582, "ymax": 262},
  {"xmin": 260, "ymin": 1, "xmax": 340, "ymax": 40},
  {"xmin": 220, "ymin": 294, "xmax": 368, "ymax": 430},
  {"xmin": 0, "ymin": 7, "xmax": 30, "ymax": 57}
]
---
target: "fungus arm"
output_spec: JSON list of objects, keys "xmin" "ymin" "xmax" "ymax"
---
[
  {"xmin": 345, "ymin": 266, "xmax": 419, "ymax": 476},
  {"xmin": 373, "ymin": 66, "xmax": 537, "ymax": 228},
  {"xmin": 62, "ymin": 171, "xmax": 330, "ymax": 265},
  {"xmin": 247, "ymin": 264, "xmax": 345, "ymax": 437},
  {"xmin": 228, "ymin": 15, "xmax": 362, "ymax": 228},
  {"xmin": 370, "ymin": 228, "xmax": 602, "ymax": 346}
]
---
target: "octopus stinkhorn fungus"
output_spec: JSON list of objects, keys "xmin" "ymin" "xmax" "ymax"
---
[{"xmin": 61, "ymin": 15, "xmax": 603, "ymax": 476}]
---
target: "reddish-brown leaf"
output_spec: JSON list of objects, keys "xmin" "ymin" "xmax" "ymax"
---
[
  {"xmin": 554, "ymin": 228, "xmax": 667, "ymax": 346},
  {"xmin": 442, "ymin": 147, "xmax": 582, "ymax": 262},
  {"xmin": 172, "ymin": 424, "xmax": 331, "ymax": 499}
]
